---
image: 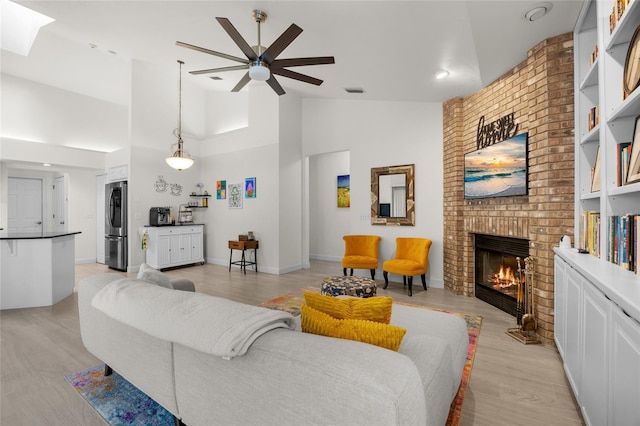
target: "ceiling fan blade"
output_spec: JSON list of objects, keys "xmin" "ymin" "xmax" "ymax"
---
[
  {"xmin": 189, "ymin": 65, "xmax": 249, "ymax": 75},
  {"xmin": 266, "ymin": 75, "xmax": 286, "ymax": 96},
  {"xmin": 231, "ymin": 72, "xmax": 252, "ymax": 92},
  {"xmin": 176, "ymin": 41, "xmax": 249, "ymax": 64},
  {"xmin": 216, "ymin": 17, "xmax": 258, "ymax": 61},
  {"xmin": 260, "ymin": 23, "xmax": 303, "ymax": 64},
  {"xmin": 272, "ymin": 68, "xmax": 323, "ymax": 86},
  {"xmin": 272, "ymin": 56, "xmax": 335, "ymax": 68}
]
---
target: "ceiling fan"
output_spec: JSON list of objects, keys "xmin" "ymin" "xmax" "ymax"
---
[{"xmin": 176, "ymin": 10, "xmax": 335, "ymax": 96}]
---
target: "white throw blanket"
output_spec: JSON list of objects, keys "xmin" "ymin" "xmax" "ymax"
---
[{"xmin": 92, "ymin": 279, "xmax": 295, "ymax": 359}]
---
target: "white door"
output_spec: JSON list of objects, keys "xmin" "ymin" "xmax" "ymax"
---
[
  {"xmin": 8, "ymin": 177, "xmax": 43, "ymax": 232},
  {"xmin": 96, "ymin": 174, "xmax": 107, "ymax": 263},
  {"xmin": 53, "ymin": 176, "xmax": 66, "ymax": 232}
]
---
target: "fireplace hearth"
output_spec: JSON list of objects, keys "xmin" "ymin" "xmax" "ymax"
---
[{"xmin": 474, "ymin": 234, "xmax": 529, "ymax": 317}]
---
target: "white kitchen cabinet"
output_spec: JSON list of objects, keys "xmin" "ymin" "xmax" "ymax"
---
[
  {"xmin": 554, "ymin": 249, "xmax": 640, "ymax": 426},
  {"xmin": 143, "ymin": 225, "xmax": 204, "ymax": 270}
]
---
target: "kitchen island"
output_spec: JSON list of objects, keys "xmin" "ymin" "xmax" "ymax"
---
[{"xmin": 1, "ymin": 231, "xmax": 81, "ymax": 309}]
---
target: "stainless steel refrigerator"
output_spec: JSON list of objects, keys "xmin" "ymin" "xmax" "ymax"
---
[{"xmin": 105, "ymin": 180, "xmax": 127, "ymax": 271}]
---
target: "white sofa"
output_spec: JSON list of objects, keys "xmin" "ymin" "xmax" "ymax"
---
[{"xmin": 78, "ymin": 273, "xmax": 469, "ymax": 426}]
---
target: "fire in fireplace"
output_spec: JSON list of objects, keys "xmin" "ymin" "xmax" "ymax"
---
[{"xmin": 474, "ymin": 234, "xmax": 529, "ymax": 317}]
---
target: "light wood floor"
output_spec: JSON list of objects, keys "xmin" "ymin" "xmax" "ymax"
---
[{"xmin": 0, "ymin": 261, "xmax": 584, "ymax": 426}]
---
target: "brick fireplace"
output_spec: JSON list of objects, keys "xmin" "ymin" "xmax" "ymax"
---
[{"xmin": 442, "ymin": 33, "xmax": 575, "ymax": 345}]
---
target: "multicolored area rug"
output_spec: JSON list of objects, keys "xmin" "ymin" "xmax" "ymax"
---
[
  {"xmin": 259, "ymin": 286, "xmax": 482, "ymax": 426},
  {"xmin": 66, "ymin": 288, "xmax": 481, "ymax": 426},
  {"xmin": 64, "ymin": 366, "xmax": 174, "ymax": 426}
]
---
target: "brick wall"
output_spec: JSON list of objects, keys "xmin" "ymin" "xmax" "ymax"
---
[{"xmin": 443, "ymin": 33, "xmax": 575, "ymax": 345}]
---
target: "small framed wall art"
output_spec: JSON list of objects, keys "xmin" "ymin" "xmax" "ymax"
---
[
  {"xmin": 245, "ymin": 177, "xmax": 256, "ymax": 198},
  {"xmin": 217, "ymin": 180, "xmax": 226, "ymax": 199},
  {"xmin": 228, "ymin": 183, "xmax": 243, "ymax": 209},
  {"xmin": 337, "ymin": 174, "xmax": 350, "ymax": 208}
]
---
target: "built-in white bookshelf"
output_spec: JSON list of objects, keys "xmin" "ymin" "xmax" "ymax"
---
[
  {"xmin": 564, "ymin": 2, "xmax": 640, "ymax": 422},
  {"xmin": 574, "ymin": 0, "xmax": 640, "ymax": 271}
]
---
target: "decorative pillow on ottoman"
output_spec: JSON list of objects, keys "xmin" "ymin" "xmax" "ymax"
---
[
  {"xmin": 301, "ymin": 305, "xmax": 406, "ymax": 351},
  {"xmin": 304, "ymin": 292, "xmax": 393, "ymax": 324}
]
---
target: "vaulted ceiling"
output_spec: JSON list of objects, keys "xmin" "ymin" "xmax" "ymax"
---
[{"xmin": 2, "ymin": 1, "xmax": 582, "ymax": 107}]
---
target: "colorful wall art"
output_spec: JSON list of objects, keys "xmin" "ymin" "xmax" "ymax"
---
[
  {"xmin": 245, "ymin": 177, "xmax": 256, "ymax": 198},
  {"xmin": 337, "ymin": 174, "xmax": 350, "ymax": 208},
  {"xmin": 217, "ymin": 180, "xmax": 226, "ymax": 199}
]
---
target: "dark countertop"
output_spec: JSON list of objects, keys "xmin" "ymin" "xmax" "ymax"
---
[
  {"xmin": 0, "ymin": 231, "xmax": 81, "ymax": 240},
  {"xmin": 144, "ymin": 223, "xmax": 204, "ymax": 227}
]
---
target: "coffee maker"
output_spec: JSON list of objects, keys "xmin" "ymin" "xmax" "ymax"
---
[{"xmin": 149, "ymin": 207, "xmax": 171, "ymax": 226}]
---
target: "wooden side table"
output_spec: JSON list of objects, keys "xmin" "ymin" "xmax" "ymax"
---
[{"xmin": 228, "ymin": 240, "xmax": 259, "ymax": 274}]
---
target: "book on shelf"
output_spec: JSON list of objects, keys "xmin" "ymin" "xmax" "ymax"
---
[
  {"xmin": 589, "ymin": 43, "xmax": 599, "ymax": 67},
  {"xmin": 617, "ymin": 141, "xmax": 632, "ymax": 186},
  {"xmin": 591, "ymin": 147, "xmax": 601, "ymax": 192},
  {"xmin": 580, "ymin": 210, "xmax": 601, "ymax": 258},
  {"xmin": 588, "ymin": 105, "xmax": 599, "ymax": 131},
  {"xmin": 608, "ymin": 214, "xmax": 638, "ymax": 272},
  {"xmin": 636, "ymin": 215, "xmax": 639, "ymax": 275},
  {"xmin": 610, "ymin": 0, "xmax": 631, "ymax": 34}
]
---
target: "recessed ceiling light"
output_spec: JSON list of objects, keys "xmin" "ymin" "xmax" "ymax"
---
[
  {"xmin": 42, "ymin": 163, "xmax": 51, "ymax": 167},
  {"xmin": 525, "ymin": 2, "xmax": 553, "ymax": 21},
  {"xmin": 344, "ymin": 87, "xmax": 365, "ymax": 94},
  {"xmin": 435, "ymin": 70, "xmax": 450, "ymax": 80},
  {"xmin": 210, "ymin": 76, "xmax": 223, "ymax": 81},
  {"xmin": 89, "ymin": 42, "xmax": 98, "ymax": 49}
]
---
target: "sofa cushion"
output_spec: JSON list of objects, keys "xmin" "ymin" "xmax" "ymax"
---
[
  {"xmin": 137, "ymin": 263, "xmax": 172, "ymax": 289},
  {"xmin": 304, "ymin": 292, "xmax": 392, "ymax": 324},
  {"xmin": 301, "ymin": 305, "xmax": 406, "ymax": 351}
]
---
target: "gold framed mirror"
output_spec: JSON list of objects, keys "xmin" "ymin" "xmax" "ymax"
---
[{"xmin": 370, "ymin": 164, "xmax": 415, "ymax": 226}]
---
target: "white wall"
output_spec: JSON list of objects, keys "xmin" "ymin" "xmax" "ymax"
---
[
  {"xmin": 67, "ymin": 169, "xmax": 102, "ymax": 263},
  {"xmin": 200, "ymin": 144, "xmax": 280, "ymax": 273},
  {"xmin": 0, "ymin": 74, "xmax": 128, "ymax": 152},
  {"xmin": 303, "ymin": 99, "xmax": 444, "ymax": 286},
  {"xmin": 197, "ymin": 86, "xmax": 296, "ymax": 274},
  {"xmin": 278, "ymin": 92, "xmax": 304, "ymax": 273},
  {"xmin": 309, "ymin": 151, "xmax": 351, "ymax": 261}
]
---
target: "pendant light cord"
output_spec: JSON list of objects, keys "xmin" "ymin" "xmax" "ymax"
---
[{"xmin": 177, "ymin": 60, "xmax": 184, "ymax": 148}]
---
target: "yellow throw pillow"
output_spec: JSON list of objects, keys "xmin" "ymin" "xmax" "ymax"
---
[
  {"xmin": 304, "ymin": 292, "xmax": 393, "ymax": 324},
  {"xmin": 301, "ymin": 305, "xmax": 406, "ymax": 351}
]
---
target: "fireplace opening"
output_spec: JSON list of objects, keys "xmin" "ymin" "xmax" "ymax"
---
[{"xmin": 474, "ymin": 234, "xmax": 529, "ymax": 317}]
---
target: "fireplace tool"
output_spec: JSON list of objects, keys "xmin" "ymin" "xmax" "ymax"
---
[
  {"xmin": 515, "ymin": 257, "xmax": 523, "ymax": 325},
  {"xmin": 507, "ymin": 256, "xmax": 540, "ymax": 344}
]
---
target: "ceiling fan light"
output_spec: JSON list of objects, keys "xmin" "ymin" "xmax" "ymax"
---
[{"xmin": 249, "ymin": 63, "xmax": 270, "ymax": 81}]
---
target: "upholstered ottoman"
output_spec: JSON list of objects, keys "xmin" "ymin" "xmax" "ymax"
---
[{"xmin": 321, "ymin": 276, "xmax": 377, "ymax": 298}]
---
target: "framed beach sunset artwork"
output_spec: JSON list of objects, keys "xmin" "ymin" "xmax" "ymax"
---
[{"xmin": 464, "ymin": 133, "xmax": 528, "ymax": 199}]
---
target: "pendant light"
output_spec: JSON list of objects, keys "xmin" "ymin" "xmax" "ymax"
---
[{"xmin": 166, "ymin": 60, "xmax": 194, "ymax": 171}]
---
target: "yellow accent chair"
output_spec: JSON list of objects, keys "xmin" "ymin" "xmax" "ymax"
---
[
  {"xmin": 383, "ymin": 238, "xmax": 432, "ymax": 296},
  {"xmin": 341, "ymin": 235, "xmax": 382, "ymax": 280}
]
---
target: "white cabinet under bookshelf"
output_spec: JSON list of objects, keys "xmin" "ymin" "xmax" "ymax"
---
[{"xmin": 574, "ymin": 0, "xmax": 640, "ymax": 271}]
